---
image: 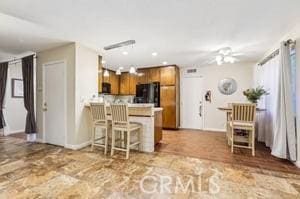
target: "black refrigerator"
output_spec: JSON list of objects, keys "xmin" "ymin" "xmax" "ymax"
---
[{"xmin": 134, "ymin": 82, "xmax": 160, "ymax": 107}]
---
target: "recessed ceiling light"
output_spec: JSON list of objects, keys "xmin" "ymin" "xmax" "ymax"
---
[
  {"xmin": 162, "ymin": 61, "xmax": 168, "ymax": 65},
  {"xmin": 123, "ymin": 51, "xmax": 128, "ymax": 55},
  {"xmin": 101, "ymin": 60, "xmax": 106, "ymax": 64},
  {"xmin": 152, "ymin": 52, "xmax": 158, "ymax": 56}
]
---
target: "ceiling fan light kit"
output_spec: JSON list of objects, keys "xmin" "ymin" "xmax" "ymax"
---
[{"xmin": 215, "ymin": 47, "xmax": 236, "ymax": 65}]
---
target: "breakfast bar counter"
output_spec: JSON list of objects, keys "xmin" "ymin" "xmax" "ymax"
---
[{"xmin": 85, "ymin": 103, "xmax": 163, "ymax": 152}]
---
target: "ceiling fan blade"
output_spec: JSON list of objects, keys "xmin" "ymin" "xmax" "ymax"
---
[{"xmin": 231, "ymin": 52, "xmax": 244, "ymax": 56}]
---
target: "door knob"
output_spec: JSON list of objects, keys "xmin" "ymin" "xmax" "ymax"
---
[{"xmin": 43, "ymin": 102, "xmax": 47, "ymax": 111}]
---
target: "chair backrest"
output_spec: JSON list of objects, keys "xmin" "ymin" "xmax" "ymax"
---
[
  {"xmin": 90, "ymin": 102, "xmax": 107, "ymax": 123},
  {"xmin": 232, "ymin": 103, "xmax": 256, "ymax": 123},
  {"xmin": 110, "ymin": 103, "xmax": 129, "ymax": 126}
]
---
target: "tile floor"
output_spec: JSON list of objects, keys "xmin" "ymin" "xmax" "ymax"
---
[
  {"xmin": 156, "ymin": 130, "xmax": 300, "ymax": 175},
  {"xmin": 0, "ymin": 136, "xmax": 300, "ymax": 198}
]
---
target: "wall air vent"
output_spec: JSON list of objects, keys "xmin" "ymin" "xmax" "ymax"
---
[{"xmin": 186, "ymin": 69, "xmax": 197, "ymax": 73}]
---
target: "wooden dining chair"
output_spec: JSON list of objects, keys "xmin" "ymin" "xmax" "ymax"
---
[
  {"xmin": 230, "ymin": 103, "xmax": 256, "ymax": 156},
  {"xmin": 89, "ymin": 102, "xmax": 109, "ymax": 154},
  {"xmin": 110, "ymin": 104, "xmax": 142, "ymax": 159}
]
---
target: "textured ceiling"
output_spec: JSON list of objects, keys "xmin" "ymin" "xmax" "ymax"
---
[{"xmin": 0, "ymin": 0, "xmax": 300, "ymax": 69}]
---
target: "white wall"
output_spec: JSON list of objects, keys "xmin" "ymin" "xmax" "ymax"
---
[
  {"xmin": 180, "ymin": 62, "xmax": 255, "ymax": 131},
  {"xmin": 36, "ymin": 43, "xmax": 76, "ymax": 144},
  {"xmin": 4, "ymin": 62, "xmax": 26, "ymax": 134},
  {"xmin": 36, "ymin": 43, "xmax": 98, "ymax": 147},
  {"xmin": 74, "ymin": 44, "xmax": 98, "ymax": 146}
]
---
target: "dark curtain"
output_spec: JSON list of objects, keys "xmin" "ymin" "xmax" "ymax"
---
[
  {"xmin": 22, "ymin": 55, "xmax": 36, "ymax": 134},
  {"xmin": 0, "ymin": 62, "xmax": 8, "ymax": 129}
]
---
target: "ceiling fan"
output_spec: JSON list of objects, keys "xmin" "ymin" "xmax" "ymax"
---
[
  {"xmin": 202, "ymin": 47, "xmax": 242, "ymax": 66},
  {"xmin": 213, "ymin": 47, "xmax": 241, "ymax": 65}
]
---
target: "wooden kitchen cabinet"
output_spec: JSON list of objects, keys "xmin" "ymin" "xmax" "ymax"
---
[
  {"xmin": 160, "ymin": 66, "xmax": 176, "ymax": 86},
  {"xmin": 148, "ymin": 68, "xmax": 160, "ymax": 83},
  {"xmin": 129, "ymin": 74, "xmax": 137, "ymax": 95},
  {"xmin": 136, "ymin": 69, "xmax": 149, "ymax": 84},
  {"xmin": 110, "ymin": 71, "xmax": 120, "ymax": 95},
  {"xmin": 160, "ymin": 86, "xmax": 177, "ymax": 128},
  {"xmin": 119, "ymin": 72, "xmax": 130, "ymax": 95},
  {"xmin": 101, "ymin": 70, "xmax": 119, "ymax": 95},
  {"xmin": 154, "ymin": 110, "xmax": 163, "ymax": 144}
]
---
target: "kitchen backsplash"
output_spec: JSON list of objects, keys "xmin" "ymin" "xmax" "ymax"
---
[{"xmin": 98, "ymin": 94, "xmax": 134, "ymax": 104}]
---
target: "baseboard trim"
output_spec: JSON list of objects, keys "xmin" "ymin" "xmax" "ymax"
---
[
  {"xmin": 65, "ymin": 140, "xmax": 91, "ymax": 150},
  {"xmin": 7, "ymin": 130, "xmax": 24, "ymax": 135},
  {"xmin": 35, "ymin": 138, "xmax": 45, "ymax": 143},
  {"xmin": 203, "ymin": 128, "xmax": 226, "ymax": 133}
]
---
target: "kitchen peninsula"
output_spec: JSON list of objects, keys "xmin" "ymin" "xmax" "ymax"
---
[{"xmin": 85, "ymin": 103, "xmax": 162, "ymax": 152}]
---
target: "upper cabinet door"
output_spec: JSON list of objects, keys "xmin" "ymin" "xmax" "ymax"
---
[
  {"xmin": 148, "ymin": 68, "xmax": 161, "ymax": 83},
  {"xmin": 137, "ymin": 69, "xmax": 149, "ymax": 84},
  {"xmin": 160, "ymin": 66, "xmax": 176, "ymax": 86},
  {"xmin": 110, "ymin": 72, "xmax": 120, "ymax": 95},
  {"xmin": 129, "ymin": 74, "xmax": 137, "ymax": 95},
  {"xmin": 120, "ymin": 73, "xmax": 130, "ymax": 95}
]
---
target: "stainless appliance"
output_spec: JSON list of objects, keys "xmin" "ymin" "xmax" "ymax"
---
[
  {"xmin": 134, "ymin": 82, "xmax": 160, "ymax": 107},
  {"xmin": 102, "ymin": 82, "xmax": 111, "ymax": 94}
]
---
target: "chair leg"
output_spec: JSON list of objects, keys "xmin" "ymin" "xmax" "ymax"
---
[
  {"xmin": 121, "ymin": 131, "xmax": 125, "ymax": 148},
  {"xmin": 138, "ymin": 128, "xmax": 141, "ymax": 151},
  {"xmin": 91, "ymin": 126, "xmax": 96, "ymax": 151},
  {"xmin": 111, "ymin": 128, "xmax": 115, "ymax": 156},
  {"xmin": 252, "ymin": 128, "xmax": 255, "ymax": 156},
  {"xmin": 104, "ymin": 128, "xmax": 108, "ymax": 155},
  {"xmin": 231, "ymin": 127, "xmax": 234, "ymax": 153},
  {"xmin": 126, "ymin": 131, "xmax": 130, "ymax": 159}
]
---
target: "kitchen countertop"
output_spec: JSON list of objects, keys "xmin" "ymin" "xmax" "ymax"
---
[{"xmin": 85, "ymin": 102, "xmax": 163, "ymax": 116}]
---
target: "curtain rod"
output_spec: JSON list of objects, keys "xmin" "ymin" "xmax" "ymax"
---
[
  {"xmin": 258, "ymin": 39, "xmax": 296, "ymax": 66},
  {"xmin": 0, "ymin": 54, "xmax": 37, "ymax": 65}
]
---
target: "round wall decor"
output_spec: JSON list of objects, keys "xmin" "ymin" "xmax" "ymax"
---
[{"xmin": 218, "ymin": 78, "xmax": 237, "ymax": 95}]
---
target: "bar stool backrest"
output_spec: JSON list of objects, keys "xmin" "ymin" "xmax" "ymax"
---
[
  {"xmin": 110, "ymin": 103, "xmax": 129, "ymax": 127},
  {"xmin": 232, "ymin": 103, "xmax": 256, "ymax": 123},
  {"xmin": 90, "ymin": 102, "xmax": 107, "ymax": 124}
]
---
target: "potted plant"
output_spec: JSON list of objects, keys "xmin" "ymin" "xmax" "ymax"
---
[{"xmin": 243, "ymin": 86, "xmax": 269, "ymax": 104}]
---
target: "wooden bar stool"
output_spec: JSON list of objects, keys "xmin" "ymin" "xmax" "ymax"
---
[
  {"xmin": 89, "ymin": 102, "xmax": 109, "ymax": 154},
  {"xmin": 230, "ymin": 103, "xmax": 256, "ymax": 156},
  {"xmin": 110, "ymin": 104, "xmax": 142, "ymax": 159}
]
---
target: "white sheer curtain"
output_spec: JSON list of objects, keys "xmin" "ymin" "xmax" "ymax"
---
[
  {"xmin": 254, "ymin": 55, "xmax": 279, "ymax": 148},
  {"xmin": 254, "ymin": 42, "xmax": 297, "ymax": 161},
  {"xmin": 272, "ymin": 42, "xmax": 296, "ymax": 161}
]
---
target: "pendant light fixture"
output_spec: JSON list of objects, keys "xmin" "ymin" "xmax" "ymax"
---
[
  {"xmin": 103, "ymin": 69, "xmax": 109, "ymax": 77},
  {"xmin": 129, "ymin": 66, "xmax": 136, "ymax": 74}
]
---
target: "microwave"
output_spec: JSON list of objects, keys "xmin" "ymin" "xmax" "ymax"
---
[{"xmin": 102, "ymin": 82, "xmax": 111, "ymax": 94}]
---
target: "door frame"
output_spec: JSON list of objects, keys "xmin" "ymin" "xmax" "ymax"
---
[
  {"xmin": 42, "ymin": 60, "xmax": 67, "ymax": 146},
  {"xmin": 180, "ymin": 69, "xmax": 205, "ymax": 130}
]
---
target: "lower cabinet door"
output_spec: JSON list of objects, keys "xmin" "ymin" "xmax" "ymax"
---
[{"xmin": 160, "ymin": 85, "xmax": 177, "ymax": 129}]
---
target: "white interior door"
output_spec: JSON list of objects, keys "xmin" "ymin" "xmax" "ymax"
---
[
  {"xmin": 43, "ymin": 61, "xmax": 66, "ymax": 146},
  {"xmin": 181, "ymin": 76, "xmax": 204, "ymax": 129}
]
